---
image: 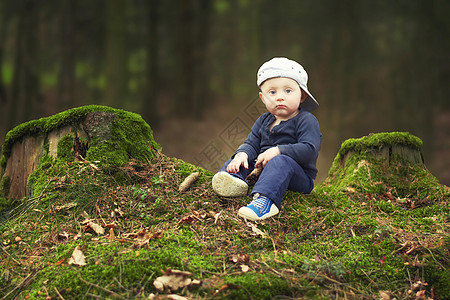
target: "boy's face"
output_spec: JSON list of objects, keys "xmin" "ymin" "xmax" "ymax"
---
[{"xmin": 259, "ymin": 77, "xmax": 305, "ymax": 121}]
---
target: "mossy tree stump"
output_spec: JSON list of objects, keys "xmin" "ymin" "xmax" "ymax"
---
[
  {"xmin": 0, "ymin": 105, "xmax": 160, "ymax": 201},
  {"xmin": 321, "ymin": 132, "xmax": 443, "ymax": 203}
]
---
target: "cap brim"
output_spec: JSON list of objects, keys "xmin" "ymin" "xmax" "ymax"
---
[
  {"xmin": 301, "ymin": 97, "xmax": 319, "ymax": 111},
  {"xmin": 299, "ymin": 83, "xmax": 319, "ymax": 111}
]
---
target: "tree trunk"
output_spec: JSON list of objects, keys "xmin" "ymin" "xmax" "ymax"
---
[
  {"xmin": 191, "ymin": 0, "xmax": 212, "ymax": 119},
  {"xmin": 105, "ymin": 0, "xmax": 127, "ymax": 108},
  {"xmin": 176, "ymin": 0, "xmax": 195, "ymax": 116},
  {"xmin": 0, "ymin": 0, "xmax": 8, "ymax": 104},
  {"xmin": 0, "ymin": 106, "xmax": 160, "ymax": 201},
  {"xmin": 7, "ymin": 0, "xmax": 41, "ymax": 130},
  {"xmin": 141, "ymin": 0, "xmax": 159, "ymax": 127},
  {"xmin": 58, "ymin": 0, "xmax": 76, "ymax": 111},
  {"xmin": 323, "ymin": 132, "xmax": 440, "ymax": 200}
]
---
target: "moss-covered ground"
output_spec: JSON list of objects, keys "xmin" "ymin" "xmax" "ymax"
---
[{"xmin": 0, "ymin": 126, "xmax": 448, "ymax": 299}]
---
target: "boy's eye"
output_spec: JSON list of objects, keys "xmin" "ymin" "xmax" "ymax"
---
[
  {"xmin": 269, "ymin": 90, "xmax": 276, "ymax": 95},
  {"xmin": 286, "ymin": 89, "xmax": 292, "ymax": 93}
]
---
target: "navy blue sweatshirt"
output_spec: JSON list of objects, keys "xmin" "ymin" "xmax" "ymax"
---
[{"xmin": 235, "ymin": 110, "xmax": 322, "ymax": 179}]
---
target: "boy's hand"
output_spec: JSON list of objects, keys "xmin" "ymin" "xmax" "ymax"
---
[
  {"xmin": 226, "ymin": 152, "xmax": 249, "ymax": 173},
  {"xmin": 255, "ymin": 146, "xmax": 280, "ymax": 168}
]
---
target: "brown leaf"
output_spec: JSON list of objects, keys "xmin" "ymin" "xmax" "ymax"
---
[
  {"xmin": 87, "ymin": 221, "xmax": 105, "ymax": 235},
  {"xmin": 177, "ymin": 215, "xmax": 197, "ymax": 226},
  {"xmin": 383, "ymin": 192, "xmax": 394, "ymax": 200},
  {"xmin": 378, "ymin": 290, "xmax": 391, "ymax": 300},
  {"xmin": 167, "ymin": 295, "xmax": 188, "ymax": 300},
  {"xmin": 365, "ymin": 193, "xmax": 374, "ymax": 201},
  {"xmin": 212, "ymin": 211, "xmax": 221, "ymax": 224},
  {"xmin": 149, "ymin": 230, "xmax": 164, "ymax": 239},
  {"xmin": 240, "ymin": 264, "xmax": 249, "ymax": 273},
  {"xmin": 55, "ymin": 259, "xmax": 65, "ymax": 266},
  {"xmin": 107, "ymin": 228, "xmax": 115, "ymax": 241},
  {"xmin": 153, "ymin": 269, "xmax": 200, "ymax": 292},
  {"xmin": 73, "ymin": 233, "xmax": 82, "ymax": 240},
  {"xmin": 229, "ymin": 253, "xmax": 250, "ymax": 264},
  {"xmin": 415, "ymin": 290, "xmax": 426, "ymax": 299},
  {"xmin": 133, "ymin": 229, "xmax": 164, "ymax": 247},
  {"xmin": 345, "ymin": 187, "xmax": 356, "ymax": 193},
  {"xmin": 68, "ymin": 245, "xmax": 86, "ymax": 266},
  {"xmin": 57, "ymin": 232, "xmax": 70, "ymax": 241},
  {"xmin": 248, "ymin": 223, "xmax": 266, "ymax": 238}
]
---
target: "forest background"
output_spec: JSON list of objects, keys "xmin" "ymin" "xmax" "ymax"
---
[{"xmin": 0, "ymin": 0, "xmax": 449, "ymax": 185}]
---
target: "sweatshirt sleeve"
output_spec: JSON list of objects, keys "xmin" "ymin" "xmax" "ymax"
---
[{"xmin": 277, "ymin": 112, "xmax": 321, "ymax": 166}]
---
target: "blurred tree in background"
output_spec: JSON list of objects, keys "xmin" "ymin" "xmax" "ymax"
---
[{"xmin": 0, "ymin": 0, "xmax": 449, "ymax": 184}]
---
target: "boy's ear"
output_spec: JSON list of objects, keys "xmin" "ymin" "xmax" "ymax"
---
[
  {"xmin": 300, "ymin": 89, "xmax": 308, "ymax": 103},
  {"xmin": 259, "ymin": 91, "xmax": 270, "ymax": 107},
  {"xmin": 259, "ymin": 92, "xmax": 266, "ymax": 104}
]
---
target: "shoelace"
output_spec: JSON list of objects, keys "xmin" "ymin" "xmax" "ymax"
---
[{"xmin": 251, "ymin": 196, "xmax": 268, "ymax": 209}]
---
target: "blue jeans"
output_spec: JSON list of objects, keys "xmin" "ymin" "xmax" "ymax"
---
[{"xmin": 219, "ymin": 154, "xmax": 314, "ymax": 209}]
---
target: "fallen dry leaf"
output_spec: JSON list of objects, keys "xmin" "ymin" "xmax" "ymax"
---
[
  {"xmin": 68, "ymin": 245, "xmax": 86, "ymax": 266},
  {"xmin": 345, "ymin": 187, "xmax": 356, "ymax": 193},
  {"xmin": 177, "ymin": 215, "xmax": 197, "ymax": 226},
  {"xmin": 167, "ymin": 295, "xmax": 188, "ymax": 300},
  {"xmin": 153, "ymin": 269, "xmax": 200, "ymax": 292},
  {"xmin": 415, "ymin": 290, "xmax": 427, "ymax": 299},
  {"xmin": 248, "ymin": 223, "xmax": 266, "ymax": 238},
  {"xmin": 229, "ymin": 253, "xmax": 250, "ymax": 264},
  {"xmin": 57, "ymin": 232, "xmax": 70, "ymax": 241},
  {"xmin": 240, "ymin": 264, "xmax": 249, "ymax": 273},
  {"xmin": 107, "ymin": 228, "xmax": 115, "ymax": 241},
  {"xmin": 86, "ymin": 221, "xmax": 105, "ymax": 235},
  {"xmin": 212, "ymin": 283, "xmax": 241, "ymax": 297},
  {"xmin": 378, "ymin": 290, "xmax": 390, "ymax": 300},
  {"xmin": 212, "ymin": 211, "xmax": 221, "ymax": 224},
  {"xmin": 130, "ymin": 229, "xmax": 164, "ymax": 247}
]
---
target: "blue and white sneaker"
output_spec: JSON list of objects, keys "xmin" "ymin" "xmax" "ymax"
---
[
  {"xmin": 238, "ymin": 194, "xmax": 279, "ymax": 221},
  {"xmin": 212, "ymin": 171, "xmax": 248, "ymax": 197}
]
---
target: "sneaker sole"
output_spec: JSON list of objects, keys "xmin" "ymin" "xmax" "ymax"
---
[
  {"xmin": 238, "ymin": 205, "xmax": 279, "ymax": 221},
  {"xmin": 212, "ymin": 172, "xmax": 248, "ymax": 197}
]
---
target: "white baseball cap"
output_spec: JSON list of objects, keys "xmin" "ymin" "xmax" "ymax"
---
[{"xmin": 257, "ymin": 57, "xmax": 319, "ymax": 111}]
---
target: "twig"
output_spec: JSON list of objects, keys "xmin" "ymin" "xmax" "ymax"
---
[
  {"xmin": 423, "ymin": 244, "xmax": 446, "ymax": 270},
  {"xmin": 259, "ymin": 260, "xmax": 283, "ymax": 277},
  {"xmin": 1, "ymin": 269, "xmax": 40, "ymax": 300},
  {"xmin": 54, "ymin": 286, "xmax": 66, "ymax": 300},
  {"xmin": 0, "ymin": 245, "xmax": 22, "ymax": 266},
  {"xmin": 78, "ymin": 273, "xmax": 126, "ymax": 299},
  {"xmin": 85, "ymin": 293, "xmax": 104, "ymax": 299},
  {"xmin": 179, "ymin": 172, "xmax": 199, "ymax": 192}
]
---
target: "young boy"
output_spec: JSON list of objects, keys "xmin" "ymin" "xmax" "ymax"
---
[{"xmin": 212, "ymin": 57, "xmax": 322, "ymax": 221}]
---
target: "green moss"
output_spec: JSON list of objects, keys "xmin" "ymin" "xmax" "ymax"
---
[
  {"xmin": 2, "ymin": 127, "xmax": 447, "ymax": 299},
  {"xmin": 0, "ymin": 175, "xmax": 10, "ymax": 197},
  {"xmin": 319, "ymin": 132, "xmax": 449, "ymax": 203},
  {"xmin": 57, "ymin": 134, "xmax": 75, "ymax": 163},
  {"xmin": 337, "ymin": 132, "xmax": 422, "ymax": 159},
  {"xmin": 27, "ymin": 153, "xmax": 56, "ymax": 197},
  {"xmin": 0, "ymin": 105, "xmax": 160, "ymax": 170}
]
